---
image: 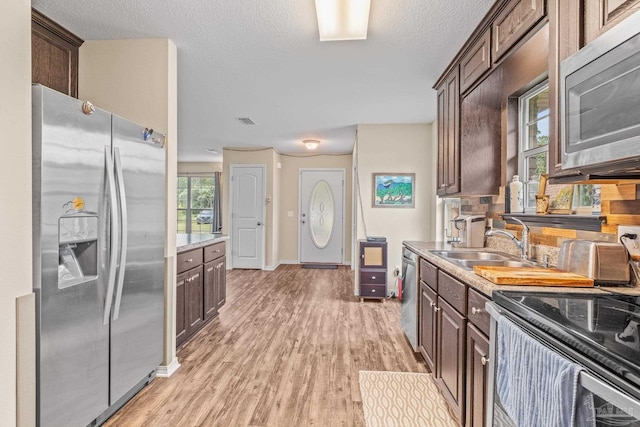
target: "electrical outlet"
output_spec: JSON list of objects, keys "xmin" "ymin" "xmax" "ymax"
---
[{"xmin": 618, "ymin": 225, "xmax": 640, "ymax": 260}]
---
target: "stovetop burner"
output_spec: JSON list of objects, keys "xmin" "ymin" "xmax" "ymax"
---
[{"xmin": 493, "ymin": 290, "xmax": 640, "ymax": 395}]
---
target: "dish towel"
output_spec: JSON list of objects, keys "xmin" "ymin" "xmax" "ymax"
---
[{"xmin": 496, "ymin": 316, "xmax": 595, "ymax": 427}]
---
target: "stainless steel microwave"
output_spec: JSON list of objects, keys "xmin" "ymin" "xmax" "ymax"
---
[{"xmin": 560, "ymin": 10, "xmax": 640, "ymax": 172}]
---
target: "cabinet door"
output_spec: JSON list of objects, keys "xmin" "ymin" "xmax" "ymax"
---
[
  {"xmin": 466, "ymin": 323, "xmax": 490, "ymax": 427},
  {"xmin": 437, "ymin": 83, "xmax": 448, "ymax": 196},
  {"xmin": 584, "ymin": 0, "xmax": 640, "ymax": 45},
  {"xmin": 176, "ymin": 271, "xmax": 187, "ymax": 347},
  {"xmin": 492, "ymin": 0, "xmax": 545, "ymax": 60},
  {"xmin": 436, "ymin": 67, "xmax": 460, "ymax": 196},
  {"xmin": 445, "ymin": 69, "xmax": 460, "ymax": 195},
  {"xmin": 419, "ymin": 283, "xmax": 438, "ymax": 373},
  {"xmin": 216, "ymin": 257, "xmax": 227, "ymax": 309},
  {"xmin": 186, "ymin": 266, "xmax": 204, "ymax": 336},
  {"xmin": 31, "ymin": 9, "xmax": 83, "ymax": 98},
  {"xmin": 203, "ymin": 261, "xmax": 218, "ymax": 321},
  {"xmin": 460, "ymin": 29, "xmax": 492, "ymax": 93},
  {"xmin": 437, "ymin": 297, "xmax": 466, "ymax": 423}
]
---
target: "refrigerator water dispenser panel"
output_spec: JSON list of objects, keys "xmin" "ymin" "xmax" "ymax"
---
[{"xmin": 58, "ymin": 215, "xmax": 98, "ymax": 289}]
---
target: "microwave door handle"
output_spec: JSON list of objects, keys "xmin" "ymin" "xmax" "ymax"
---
[
  {"xmin": 112, "ymin": 147, "xmax": 128, "ymax": 321},
  {"xmin": 103, "ymin": 146, "xmax": 119, "ymax": 325},
  {"xmin": 579, "ymin": 371, "xmax": 640, "ymax": 417}
]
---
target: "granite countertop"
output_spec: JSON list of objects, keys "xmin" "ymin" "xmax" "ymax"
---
[
  {"xmin": 177, "ymin": 233, "xmax": 229, "ymax": 253},
  {"xmin": 403, "ymin": 241, "xmax": 640, "ymax": 297}
]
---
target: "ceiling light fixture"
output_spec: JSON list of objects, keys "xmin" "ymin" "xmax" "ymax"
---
[
  {"xmin": 206, "ymin": 148, "xmax": 218, "ymax": 154},
  {"xmin": 315, "ymin": 0, "xmax": 371, "ymax": 41},
  {"xmin": 303, "ymin": 139, "xmax": 321, "ymax": 150}
]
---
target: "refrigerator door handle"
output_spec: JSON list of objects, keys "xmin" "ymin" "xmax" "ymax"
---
[
  {"xmin": 103, "ymin": 146, "xmax": 119, "ymax": 325},
  {"xmin": 112, "ymin": 147, "xmax": 128, "ymax": 320}
]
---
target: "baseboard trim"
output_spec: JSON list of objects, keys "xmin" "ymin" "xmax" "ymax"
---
[
  {"xmin": 156, "ymin": 357, "xmax": 181, "ymax": 378},
  {"xmin": 264, "ymin": 263, "xmax": 281, "ymax": 271},
  {"xmin": 279, "ymin": 260, "xmax": 299, "ymax": 265}
]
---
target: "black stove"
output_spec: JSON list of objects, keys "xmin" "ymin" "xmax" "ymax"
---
[{"xmin": 493, "ymin": 290, "xmax": 640, "ymax": 400}]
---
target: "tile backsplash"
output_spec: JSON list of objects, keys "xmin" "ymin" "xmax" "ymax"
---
[{"xmin": 454, "ymin": 183, "xmax": 640, "ymax": 267}]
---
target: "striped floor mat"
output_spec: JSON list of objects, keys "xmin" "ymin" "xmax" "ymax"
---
[{"xmin": 359, "ymin": 371, "xmax": 458, "ymax": 427}]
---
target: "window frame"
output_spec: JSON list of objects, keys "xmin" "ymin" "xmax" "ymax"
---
[
  {"xmin": 177, "ymin": 175, "xmax": 216, "ymax": 234},
  {"xmin": 518, "ymin": 81, "xmax": 550, "ymax": 213}
]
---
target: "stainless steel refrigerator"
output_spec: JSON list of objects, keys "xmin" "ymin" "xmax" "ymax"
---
[{"xmin": 32, "ymin": 85, "xmax": 166, "ymax": 427}]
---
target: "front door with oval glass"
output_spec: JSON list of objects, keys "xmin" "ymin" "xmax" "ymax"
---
[{"xmin": 299, "ymin": 169, "xmax": 344, "ymax": 264}]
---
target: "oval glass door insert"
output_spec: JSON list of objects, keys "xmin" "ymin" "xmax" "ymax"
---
[{"xmin": 309, "ymin": 180, "xmax": 334, "ymax": 248}]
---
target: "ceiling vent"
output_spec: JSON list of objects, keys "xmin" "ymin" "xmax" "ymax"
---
[{"xmin": 238, "ymin": 117, "xmax": 255, "ymax": 125}]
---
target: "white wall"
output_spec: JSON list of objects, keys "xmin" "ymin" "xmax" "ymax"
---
[
  {"xmin": 354, "ymin": 124, "xmax": 436, "ymax": 294},
  {"xmin": 80, "ymin": 39, "xmax": 180, "ymax": 374},
  {"xmin": 0, "ymin": 1, "xmax": 34, "ymax": 425}
]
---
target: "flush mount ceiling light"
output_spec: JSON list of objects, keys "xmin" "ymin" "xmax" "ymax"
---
[
  {"xmin": 206, "ymin": 148, "xmax": 218, "ymax": 154},
  {"xmin": 315, "ymin": 0, "xmax": 372, "ymax": 41},
  {"xmin": 303, "ymin": 139, "xmax": 321, "ymax": 150}
]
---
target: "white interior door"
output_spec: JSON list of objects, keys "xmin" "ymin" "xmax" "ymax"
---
[
  {"xmin": 231, "ymin": 165, "xmax": 265, "ymax": 269},
  {"xmin": 299, "ymin": 169, "xmax": 344, "ymax": 264}
]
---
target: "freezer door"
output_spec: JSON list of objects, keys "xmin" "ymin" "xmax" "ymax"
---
[
  {"xmin": 109, "ymin": 116, "xmax": 165, "ymax": 403},
  {"xmin": 32, "ymin": 85, "xmax": 110, "ymax": 427}
]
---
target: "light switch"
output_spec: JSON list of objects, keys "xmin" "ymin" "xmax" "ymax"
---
[{"xmin": 288, "ymin": 211, "xmax": 294, "ymax": 217}]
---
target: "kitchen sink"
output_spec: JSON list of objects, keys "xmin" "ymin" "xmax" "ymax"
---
[
  {"xmin": 430, "ymin": 251, "xmax": 510, "ymax": 261},
  {"xmin": 430, "ymin": 250, "xmax": 536, "ymax": 270}
]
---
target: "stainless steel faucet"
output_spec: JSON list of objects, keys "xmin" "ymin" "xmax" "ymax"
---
[{"xmin": 485, "ymin": 217, "xmax": 529, "ymax": 260}]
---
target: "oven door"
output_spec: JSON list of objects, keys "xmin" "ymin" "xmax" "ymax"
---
[{"xmin": 486, "ymin": 302, "xmax": 640, "ymax": 427}]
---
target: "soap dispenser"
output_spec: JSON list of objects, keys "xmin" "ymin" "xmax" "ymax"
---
[{"xmin": 509, "ymin": 175, "xmax": 524, "ymax": 213}]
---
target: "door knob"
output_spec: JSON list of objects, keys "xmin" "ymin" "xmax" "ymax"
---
[
  {"xmin": 301, "ymin": 220, "xmax": 306, "ymax": 224},
  {"xmin": 257, "ymin": 221, "xmax": 263, "ymax": 226}
]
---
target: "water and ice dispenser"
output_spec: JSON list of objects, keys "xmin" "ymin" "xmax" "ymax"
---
[{"xmin": 58, "ymin": 215, "xmax": 99, "ymax": 288}]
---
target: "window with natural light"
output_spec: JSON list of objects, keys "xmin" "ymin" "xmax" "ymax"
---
[
  {"xmin": 177, "ymin": 175, "xmax": 221, "ymax": 234},
  {"xmin": 519, "ymin": 82, "xmax": 549, "ymax": 212}
]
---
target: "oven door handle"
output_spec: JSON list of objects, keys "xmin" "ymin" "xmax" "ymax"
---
[{"xmin": 579, "ymin": 371, "xmax": 640, "ymax": 418}]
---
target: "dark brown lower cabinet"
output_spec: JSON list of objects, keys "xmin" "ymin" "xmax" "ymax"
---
[
  {"xmin": 204, "ymin": 256, "xmax": 226, "ymax": 321},
  {"xmin": 215, "ymin": 256, "xmax": 227, "ymax": 309},
  {"xmin": 466, "ymin": 323, "xmax": 490, "ymax": 427},
  {"xmin": 419, "ymin": 282, "xmax": 438, "ymax": 373},
  {"xmin": 437, "ymin": 297, "xmax": 466, "ymax": 423},
  {"xmin": 203, "ymin": 261, "xmax": 218, "ymax": 321},
  {"xmin": 175, "ymin": 271, "xmax": 187, "ymax": 346},
  {"xmin": 186, "ymin": 266, "xmax": 204, "ymax": 337},
  {"xmin": 177, "ymin": 241, "xmax": 227, "ymax": 348}
]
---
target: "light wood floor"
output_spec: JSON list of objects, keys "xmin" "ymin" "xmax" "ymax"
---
[{"xmin": 104, "ymin": 265, "xmax": 427, "ymax": 427}]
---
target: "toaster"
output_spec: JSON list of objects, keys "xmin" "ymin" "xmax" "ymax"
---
[{"xmin": 557, "ymin": 240, "xmax": 630, "ymax": 285}]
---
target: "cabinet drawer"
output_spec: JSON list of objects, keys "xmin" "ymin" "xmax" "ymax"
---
[
  {"xmin": 204, "ymin": 241, "xmax": 225, "ymax": 262},
  {"xmin": 360, "ymin": 269, "xmax": 386, "ymax": 285},
  {"xmin": 438, "ymin": 271, "xmax": 467, "ymax": 314},
  {"xmin": 360, "ymin": 284, "xmax": 386, "ymax": 298},
  {"xmin": 420, "ymin": 259, "xmax": 438, "ymax": 291},
  {"xmin": 467, "ymin": 288, "xmax": 491, "ymax": 336},
  {"xmin": 177, "ymin": 248, "xmax": 203, "ymax": 274}
]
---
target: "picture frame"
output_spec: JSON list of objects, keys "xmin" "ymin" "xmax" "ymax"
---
[
  {"xmin": 372, "ymin": 173, "xmax": 415, "ymax": 208},
  {"xmin": 542, "ymin": 176, "xmax": 574, "ymax": 214}
]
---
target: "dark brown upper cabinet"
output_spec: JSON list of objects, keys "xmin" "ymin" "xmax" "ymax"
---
[
  {"xmin": 436, "ymin": 67, "xmax": 461, "ymax": 196},
  {"xmin": 460, "ymin": 29, "xmax": 492, "ymax": 94},
  {"xmin": 32, "ymin": 9, "xmax": 83, "ymax": 98},
  {"xmin": 584, "ymin": 0, "xmax": 640, "ymax": 45},
  {"xmin": 493, "ymin": 0, "xmax": 546, "ymax": 61}
]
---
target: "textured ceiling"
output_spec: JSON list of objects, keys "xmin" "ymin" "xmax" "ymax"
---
[{"xmin": 32, "ymin": 0, "xmax": 494, "ymax": 162}]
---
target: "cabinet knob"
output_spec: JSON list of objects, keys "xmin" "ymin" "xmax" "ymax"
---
[
  {"xmin": 434, "ymin": 307, "xmax": 441, "ymax": 312},
  {"xmin": 430, "ymin": 302, "xmax": 437, "ymax": 307},
  {"xmin": 471, "ymin": 307, "xmax": 484, "ymax": 315},
  {"xmin": 186, "ymin": 258, "xmax": 193, "ymax": 263},
  {"xmin": 481, "ymin": 356, "xmax": 490, "ymax": 366},
  {"xmin": 371, "ymin": 276, "xmax": 376, "ymax": 280}
]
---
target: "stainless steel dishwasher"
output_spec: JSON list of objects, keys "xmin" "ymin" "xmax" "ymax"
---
[{"xmin": 401, "ymin": 246, "xmax": 419, "ymax": 352}]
